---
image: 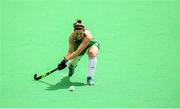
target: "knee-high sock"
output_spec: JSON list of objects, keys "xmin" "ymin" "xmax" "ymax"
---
[{"xmin": 87, "ymin": 57, "xmax": 97, "ymax": 78}]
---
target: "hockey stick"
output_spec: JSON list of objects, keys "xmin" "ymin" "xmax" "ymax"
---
[{"xmin": 34, "ymin": 67, "xmax": 59, "ymax": 80}]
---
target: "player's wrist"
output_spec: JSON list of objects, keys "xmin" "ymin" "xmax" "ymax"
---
[{"xmin": 64, "ymin": 57, "xmax": 68, "ymax": 62}]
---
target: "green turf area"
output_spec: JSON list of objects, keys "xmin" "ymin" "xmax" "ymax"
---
[{"xmin": 0, "ymin": 0, "xmax": 180, "ymax": 108}]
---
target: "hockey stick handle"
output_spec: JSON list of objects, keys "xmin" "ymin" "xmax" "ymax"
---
[{"xmin": 50, "ymin": 67, "xmax": 59, "ymax": 73}]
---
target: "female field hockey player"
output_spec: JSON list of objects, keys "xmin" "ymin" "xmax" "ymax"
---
[{"xmin": 57, "ymin": 19, "xmax": 100, "ymax": 85}]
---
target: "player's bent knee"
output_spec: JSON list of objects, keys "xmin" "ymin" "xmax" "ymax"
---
[
  {"xmin": 88, "ymin": 50, "xmax": 97, "ymax": 57},
  {"xmin": 88, "ymin": 45, "xmax": 99, "ymax": 58}
]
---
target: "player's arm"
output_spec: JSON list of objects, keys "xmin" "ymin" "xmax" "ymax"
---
[
  {"xmin": 57, "ymin": 32, "xmax": 74, "ymax": 70},
  {"xmin": 65, "ymin": 32, "xmax": 74, "ymax": 58},
  {"xmin": 65, "ymin": 34, "xmax": 91, "ymax": 61}
]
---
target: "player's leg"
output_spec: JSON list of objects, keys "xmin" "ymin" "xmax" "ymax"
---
[
  {"xmin": 68, "ymin": 56, "xmax": 82, "ymax": 77},
  {"xmin": 87, "ymin": 45, "xmax": 99, "ymax": 85}
]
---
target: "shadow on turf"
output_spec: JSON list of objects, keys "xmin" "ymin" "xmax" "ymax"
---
[{"xmin": 39, "ymin": 76, "xmax": 86, "ymax": 91}]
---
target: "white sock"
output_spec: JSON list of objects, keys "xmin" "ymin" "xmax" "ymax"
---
[{"xmin": 87, "ymin": 57, "xmax": 97, "ymax": 78}]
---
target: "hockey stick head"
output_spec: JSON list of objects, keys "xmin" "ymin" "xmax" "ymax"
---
[{"xmin": 34, "ymin": 74, "xmax": 41, "ymax": 80}]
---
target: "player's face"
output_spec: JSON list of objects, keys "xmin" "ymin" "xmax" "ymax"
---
[{"xmin": 75, "ymin": 30, "xmax": 84, "ymax": 40}]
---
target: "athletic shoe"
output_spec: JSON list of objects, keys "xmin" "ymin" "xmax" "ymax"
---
[
  {"xmin": 68, "ymin": 67, "xmax": 75, "ymax": 77},
  {"xmin": 87, "ymin": 77, "xmax": 94, "ymax": 85}
]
